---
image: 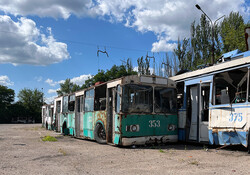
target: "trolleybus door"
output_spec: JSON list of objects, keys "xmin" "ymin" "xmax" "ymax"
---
[
  {"xmin": 107, "ymin": 86, "xmax": 121, "ymax": 145},
  {"xmin": 75, "ymin": 96, "xmax": 81, "ymax": 137},
  {"xmin": 189, "ymin": 85, "xmax": 198, "ymax": 141},
  {"xmin": 55, "ymin": 101, "xmax": 61, "ymax": 132},
  {"xmin": 107, "ymin": 88, "xmax": 113, "ymax": 143},
  {"xmin": 199, "ymin": 83, "xmax": 210, "ymax": 142}
]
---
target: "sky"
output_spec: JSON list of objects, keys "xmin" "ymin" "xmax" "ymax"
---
[{"xmin": 0, "ymin": 0, "xmax": 249, "ymax": 103}]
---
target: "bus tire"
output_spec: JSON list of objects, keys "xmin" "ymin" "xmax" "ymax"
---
[{"xmin": 94, "ymin": 123, "xmax": 106, "ymax": 144}]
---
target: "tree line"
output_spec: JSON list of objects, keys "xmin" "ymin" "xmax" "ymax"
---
[
  {"xmin": 0, "ymin": 86, "xmax": 43, "ymax": 123},
  {"xmin": 173, "ymin": 12, "xmax": 249, "ymax": 71}
]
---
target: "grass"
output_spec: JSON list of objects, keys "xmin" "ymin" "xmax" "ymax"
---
[
  {"xmin": 159, "ymin": 149, "xmax": 166, "ymax": 153},
  {"xmin": 58, "ymin": 148, "xmax": 67, "ymax": 156},
  {"xmin": 189, "ymin": 160, "xmax": 199, "ymax": 166},
  {"xmin": 42, "ymin": 135, "xmax": 58, "ymax": 142}
]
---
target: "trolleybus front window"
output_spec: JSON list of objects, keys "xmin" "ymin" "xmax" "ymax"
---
[
  {"xmin": 213, "ymin": 67, "xmax": 247, "ymax": 105},
  {"xmin": 155, "ymin": 88, "xmax": 177, "ymax": 113},
  {"xmin": 122, "ymin": 84, "xmax": 153, "ymax": 113}
]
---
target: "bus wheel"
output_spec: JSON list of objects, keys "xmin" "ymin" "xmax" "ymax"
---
[{"xmin": 94, "ymin": 123, "xmax": 106, "ymax": 144}]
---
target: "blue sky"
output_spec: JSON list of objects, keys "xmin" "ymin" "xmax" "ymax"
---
[{"xmin": 0, "ymin": 0, "xmax": 249, "ymax": 103}]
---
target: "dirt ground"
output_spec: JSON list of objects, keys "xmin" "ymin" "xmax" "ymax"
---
[{"xmin": 0, "ymin": 124, "xmax": 249, "ymax": 175}]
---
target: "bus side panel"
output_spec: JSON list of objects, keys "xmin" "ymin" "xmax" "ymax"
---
[
  {"xmin": 93, "ymin": 110, "xmax": 107, "ymax": 132},
  {"xmin": 60, "ymin": 113, "xmax": 67, "ymax": 133},
  {"xmin": 68, "ymin": 113, "xmax": 75, "ymax": 136},
  {"xmin": 83, "ymin": 112, "xmax": 94, "ymax": 139},
  {"xmin": 80, "ymin": 112, "xmax": 84, "ymax": 137},
  {"xmin": 114, "ymin": 114, "xmax": 121, "ymax": 145},
  {"xmin": 178, "ymin": 109, "xmax": 186, "ymax": 141}
]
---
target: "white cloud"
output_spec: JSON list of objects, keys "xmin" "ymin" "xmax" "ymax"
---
[
  {"xmin": 45, "ymin": 78, "xmax": 64, "ymax": 87},
  {"xmin": 71, "ymin": 74, "xmax": 92, "ymax": 85},
  {"xmin": 45, "ymin": 74, "xmax": 92, "ymax": 87},
  {"xmin": 0, "ymin": 0, "xmax": 94, "ymax": 20},
  {"xmin": 45, "ymin": 95, "xmax": 57, "ymax": 104},
  {"xmin": 92, "ymin": 0, "xmax": 248, "ymax": 52},
  {"xmin": 152, "ymin": 40, "xmax": 177, "ymax": 52},
  {"xmin": 48, "ymin": 88, "xmax": 59, "ymax": 94},
  {"xmin": 0, "ymin": 15, "xmax": 70, "ymax": 65},
  {"xmin": 0, "ymin": 0, "xmax": 248, "ymax": 53},
  {"xmin": 35, "ymin": 76, "xmax": 43, "ymax": 82},
  {"xmin": 0, "ymin": 75, "xmax": 14, "ymax": 86}
]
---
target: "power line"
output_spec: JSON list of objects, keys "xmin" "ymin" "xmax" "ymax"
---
[{"xmin": 0, "ymin": 30, "xmax": 150, "ymax": 53}]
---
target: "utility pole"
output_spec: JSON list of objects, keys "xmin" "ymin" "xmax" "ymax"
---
[{"xmin": 195, "ymin": 4, "xmax": 225, "ymax": 65}]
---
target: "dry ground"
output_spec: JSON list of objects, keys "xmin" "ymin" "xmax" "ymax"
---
[{"xmin": 0, "ymin": 124, "xmax": 249, "ymax": 175}]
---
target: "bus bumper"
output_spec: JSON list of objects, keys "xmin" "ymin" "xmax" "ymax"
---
[
  {"xmin": 209, "ymin": 130, "xmax": 248, "ymax": 147},
  {"xmin": 121, "ymin": 135, "xmax": 178, "ymax": 146}
]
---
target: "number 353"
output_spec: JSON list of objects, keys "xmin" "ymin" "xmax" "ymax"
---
[{"xmin": 149, "ymin": 120, "xmax": 160, "ymax": 127}]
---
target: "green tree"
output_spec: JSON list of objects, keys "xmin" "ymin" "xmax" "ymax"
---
[
  {"xmin": 137, "ymin": 56, "xmax": 151, "ymax": 75},
  {"xmin": 0, "ymin": 85, "xmax": 15, "ymax": 123},
  {"xmin": 18, "ymin": 88, "xmax": 43, "ymax": 123},
  {"xmin": 57, "ymin": 79, "xmax": 80, "ymax": 96},
  {"xmin": 137, "ymin": 56, "xmax": 145, "ymax": 75},
  {"xmin": 173, "ymin": 37, "xmax": 189, "ymax": 70},
  {"xmin": 190, "ymin": 14, "xmax": 222, "ymax": 67},
  {"xmin": 81, "ymin": 64, "xmax": 137, "ymax": 89},
  {"xmin": 220, "ymin": 11, "xmax": 247, "ymax": 52}
]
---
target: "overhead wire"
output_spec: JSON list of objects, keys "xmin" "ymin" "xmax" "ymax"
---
[{"xmin": 0, "ymin": 30, "xmax": 150, "ymax": 53}]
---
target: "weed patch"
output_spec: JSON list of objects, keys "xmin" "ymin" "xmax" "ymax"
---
[
  {"xmin": 42, "ymin": 136, "xmax": 57, "ymax": 142},
  {"xmin": 58, "ymin": 148, "xmax": 67, "ymax": 156},
  {"xmin": 159, "ymin": 149, "xmax": 166, "ymax": 153}
]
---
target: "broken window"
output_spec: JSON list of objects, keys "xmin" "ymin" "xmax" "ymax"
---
[
  {"xmin": 213, "ymin": 67, "xmax": 248, "ymax": 105},
  {"xmin": 42, "ymin": 108, "xmax": 46, "ymax": 116},
  {"xmin": 176, "ymin": 82, "xmax": 184, "ymax": 109},
  {"xmin": 155, "ymin": 87, "xmax": 177, "ymax": 113},
  {"xmin": 51, "ymin": 107, "xmax": 54, "ymax": 117},
  {"xmin": 122, "ymin": 84, "xmax": 153, "ymax": 113},
  {"xmin": 94, "ymin": 85, "xmax": 107, "ymax": 111},
  {"xmin": 62, "ymin": 96, "xmax": 68, "ymax": 113},
  {"xmin": 76, "ymin": 96, "xmax": 80, "ymax": 113},
  {"xmin": 56, "ymin": 101, "xmax": 61, "ymax": 113},
  {"xmin": 68, "ymin": 95, "xmax": 75, "ymax": 111},
  {"xmin": 85, "ymin": 89, "xmax": 94, "ymax": 112},
  {"xmin": 80, "ymin": 95, "xmax": 84, "ymax": 112},
  {"xmin": 116, "ymin": 85, "xmax": 121, "ymax": 113},
  {"xmin": 201, "ymin": 85, "xmax": 210, "ymax": 121}
]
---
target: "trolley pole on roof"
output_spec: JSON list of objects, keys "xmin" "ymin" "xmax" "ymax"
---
[{"xmin": 195, "ymin": 4, "xmax": 225, "ymax": 65}]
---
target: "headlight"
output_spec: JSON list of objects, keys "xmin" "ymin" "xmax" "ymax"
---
[
  {"xmin": 168, "ymin": 124, "xmax": 176, "ymax": 131},
  {"xmin": 131, "ymin": 125, "xmax": 137, "ymax": 132},
  {"xmin": 126, "ymin": 125, "xmax": 140, "ymax": 132}
]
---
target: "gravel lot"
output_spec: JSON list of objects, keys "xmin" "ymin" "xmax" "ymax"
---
[{"xmin": 0, "ymin": 124, "xmax": 249, "ymax": 175}]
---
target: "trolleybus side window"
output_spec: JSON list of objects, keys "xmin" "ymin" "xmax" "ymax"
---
[
  {"xmin": 56, "ymin": 101, "xmax": 61, "ymax": 113},
  {"xmin": 68, "ymin": 95, "xmax": 75, "ymax": 111},
  {"xmin": 122, "ymin": 84, "xmax": 153, "ymax": 113},
  {"xmin": 116, "ymin": 85, "xmax": 121, "ymax": 113},
  {"xmin": 85, "ymin": 89, "xmax": 94, "ymax": 112},
  {"xmin": 94, "ymin": 85, "xmax": 107, "ymax": 111},
  {"xmin": 176, "ymin": 82, "xmax": 184, "ymax": 109},
  {"xmin": 80, "ymin": 95, "xmax": 84, "ymax": 112},
  {"xmin": 63, "ymin": 96, "xmax": 68, "ymax": 113},
  {"xmin": 155, "ymin": 87, "xmax": 177, "ymax": 113},
  {"xmin": 213, "ymin": 67, "xmax": 248, "ymax": 105}
]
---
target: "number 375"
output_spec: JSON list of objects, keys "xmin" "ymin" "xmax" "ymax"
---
[{"xmin": 229, "ymin": 113, "xmax": 243, "ymax": 122}]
